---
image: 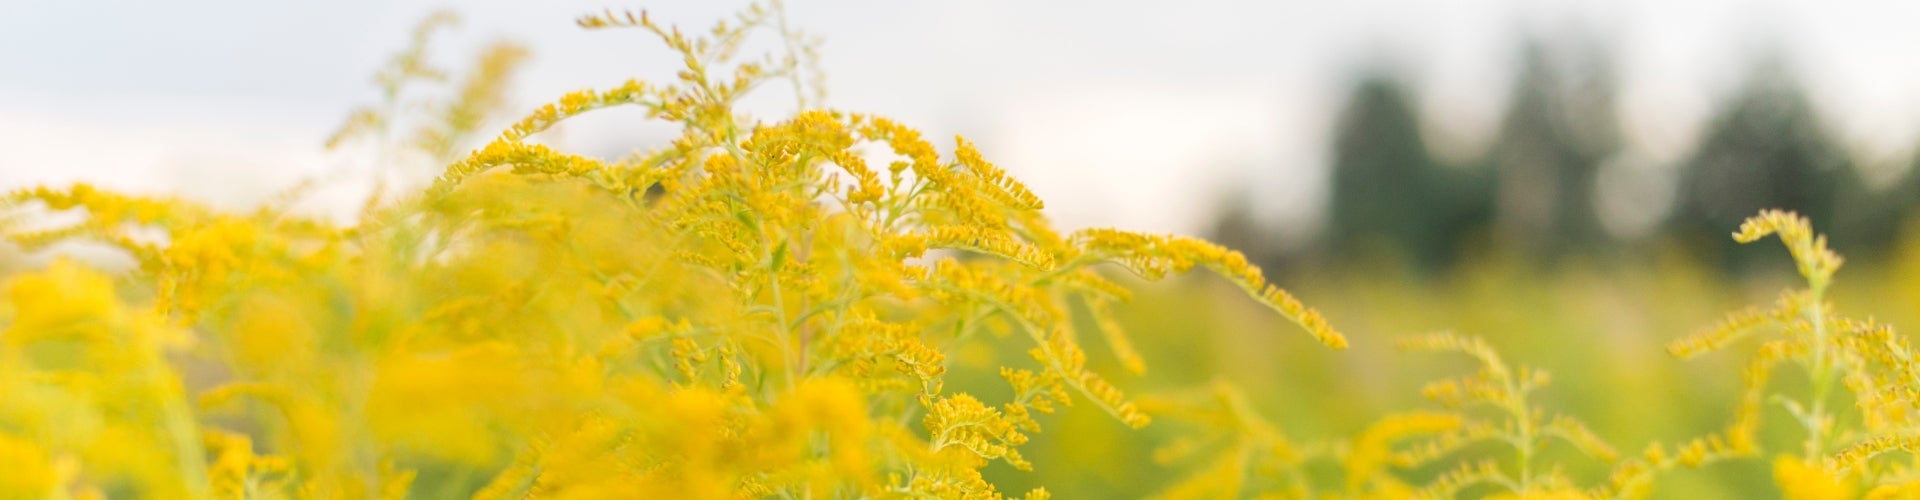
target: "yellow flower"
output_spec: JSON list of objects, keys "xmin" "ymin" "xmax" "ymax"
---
[
  {"xmin": 3, "ymin": 258, "xmax": 120, "ymax": 343},
  {"xmin": 1487, "ymin": 488, "xmax": 1595, "ymax": 500},
  {"xmin": 1775, "ymin": 455, "xmax": 1856, "ymax": 500},
  {"xmin": 1867, "ymin": 481, "xmax": 1920, "ymax": 500},
  {"xmin": 0, "ymin": 432, "xmax": 56, "ymax": 497},
  {"xmin": 367, "ymin": 342, "xmax": 529, "ymax": 464}
]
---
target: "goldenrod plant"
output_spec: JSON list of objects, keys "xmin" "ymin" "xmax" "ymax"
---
[
  {"xmin": 1146, "ymin": 333, "xmax": 1621, "ymax": 500},
  {"xmin": 1372, "ymin": 333, "xmax": 1617, "ymax": 499},
  {"xmin": 328, "ymin": 10, "xmax": 531, "ymax": 164},
  {"xmin": 1085, "ymin": 207, "xmax": 1920, "ymax": 498},
  {"xmin": 0, "ymin": 3, "xmax": 1345, "ymax": 498},
  {"xmin": 1141, "ymin": 380, "xmax": 1327, "ymax": 499},
  {"xmin": 1659, "ymin": 209, "xmax": 1920, "ymax": 498}
]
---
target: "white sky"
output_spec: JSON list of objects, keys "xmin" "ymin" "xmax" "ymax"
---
[{"xmin": 5, "ymin": 0, "xmax": 1920, "ymax": 236}]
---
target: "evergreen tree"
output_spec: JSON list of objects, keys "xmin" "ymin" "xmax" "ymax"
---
[
  {"xmin": 1488, "ymin": 39, "xmax": 1619, "ymax": 260},
  {"xmin": 1672, "ymin": 57, "xmax": 1851, "ymax": 268},
  {"xmin": 1325, "ymin": 73, "xmax": 1487, "ymax": 271}
]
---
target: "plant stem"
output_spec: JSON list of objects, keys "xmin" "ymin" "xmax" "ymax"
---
[
  {"xmin": 1805, "ymin": 280, "xmax": 1836, "ymax": 458},
  {"xmin": 1513, "ymin": 377, "xmax": 1533, "ymax": 495}
]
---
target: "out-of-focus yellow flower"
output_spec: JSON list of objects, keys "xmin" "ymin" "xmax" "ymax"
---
[
  {"xmin": 0, "ymin": 432, "xmax": 56, "ymax": 497},
  {"xmin": 1867, "ymin": 481, "xmax": 1920, "ymax": 500},
  {"xmin": 367, "ymin": 342, "xmax": 528, "ymax": 464},
  {"xmin": 1345, "ymin": 412, "xmax": 1462, "ymax": 491},
  {"xmin": 1775, "ymin": 455, "xmax": 1855, "ymax": 500},
  {"xmin": 3, "ymin": 258, "xmax": 119, "ymax": 342},
  {"xmin": 1486, "ymin": 488, "xmax": 1596, "ymax": 500}
]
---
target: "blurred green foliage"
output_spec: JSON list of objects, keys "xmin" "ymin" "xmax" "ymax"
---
[{"xmin": 971, "ymin": 225, "xmax": 1920, "ymax": 497}]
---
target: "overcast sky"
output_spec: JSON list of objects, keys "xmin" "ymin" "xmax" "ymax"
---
[{"xmin": 5, "ymin": 0, "xmax": 1920, "ymax": 236}]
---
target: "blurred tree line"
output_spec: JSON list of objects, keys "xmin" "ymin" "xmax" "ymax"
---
[{"xmin": 1213, "ymin": 36, "xmax": 1920, "ymax": 276}]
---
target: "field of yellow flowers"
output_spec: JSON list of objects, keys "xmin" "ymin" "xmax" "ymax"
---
[{"xmin": 7, "ymin": 4, "xmax": 1920, "ymax": 499}]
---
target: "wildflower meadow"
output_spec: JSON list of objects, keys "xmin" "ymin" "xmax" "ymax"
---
[{"xmin": 6, "ymin": 3, "xmax": 1920, "ymax": 499}]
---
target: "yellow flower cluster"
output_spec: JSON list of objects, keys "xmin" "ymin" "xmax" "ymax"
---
[
  {"xmin": 0, "ymin": 2, "xmax": 1345, "ymax": 498},
  {"xmin": 1660, "ymin": 209, "xmax": 1920, "ymax": 497},
  {"xmin": 0, "ymin": 260, "xmax": 209, "ymax": 499},
  {"xmin": 1388, "ymin": 332, "xmax": 1616, "ymax": 499},
  {"xmin": 1144, "ymin": 381, "xmax": 1311, "ymax": 499},
  {"xmin": 1732, "ymin": 209, "xmax": 1845, "ymax": 287},
  {"xmin": 1147, "ymin": 331, "xmax": 1625, "ymax": 499}
]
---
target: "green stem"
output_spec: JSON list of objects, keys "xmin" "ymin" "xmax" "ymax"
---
[
  {"xmin": 1512, "ymin": 377, "xmax": 1533, "ymax": 494},
  {"xmin": 1805, "ymin": 281, "xmax": 1836, "ymax": 459},
  {"xmin": 769, "ymin": 245, "xmax": 797, "ymax": 388}
]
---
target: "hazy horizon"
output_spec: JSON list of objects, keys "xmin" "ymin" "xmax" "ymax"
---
[{"xmin": 7, "ymin": 0, "xmax": 1920, "ymax": 238}]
